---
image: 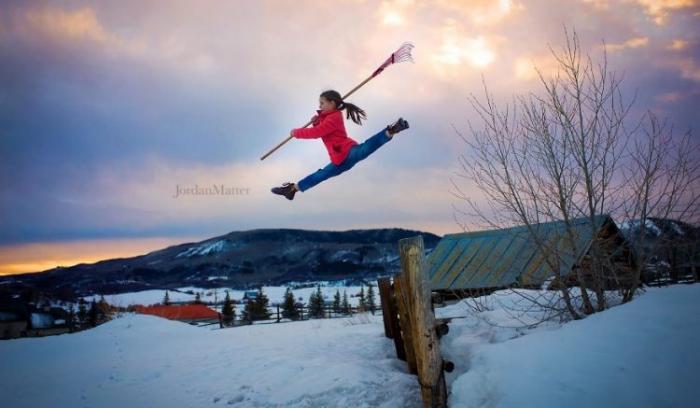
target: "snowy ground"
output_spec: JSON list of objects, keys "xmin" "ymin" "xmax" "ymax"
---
[
  {"xmin": 1, "ymin": 285, "xmax": 698, "ymax": 407},
  {"xmin": 0, "ymin": 312, "xmax": 419, "ymax": 407},
  {"xmin": 439, "ymin": 284, "xmax": 700, "ymax": 408}
]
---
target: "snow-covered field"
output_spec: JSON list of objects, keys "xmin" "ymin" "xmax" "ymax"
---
[
  {"xmin": 0, "ymin": 312, "xmax": 419, "ymax": 407},
  {"xmin": 82, "ymin": 283, "xmax": 371, "ymax": 308},
  {"xmin": 1, "ymin": 285, "xmax": 698, "ymax": 407}
]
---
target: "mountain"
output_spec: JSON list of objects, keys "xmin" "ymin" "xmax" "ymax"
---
[{"xmin": 0, "ymin": 228, "xmax": 441, "ymax": 300}]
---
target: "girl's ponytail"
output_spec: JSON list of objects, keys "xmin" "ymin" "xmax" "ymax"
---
[
  {"xmin": 340, "ymin": 101, "xmax": 367, "ymax": 126},
  {"xmin": 320, "ymin": 89, "xmax": 367, "ymax": 126}
]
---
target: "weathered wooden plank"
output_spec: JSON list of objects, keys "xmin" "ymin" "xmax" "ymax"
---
[
  {"xmin": 377, "ymin": 277, "xmax": 393, "ymax": 339},
  {"xmin": 393, "ymin": 275, "xmax": 417, "ymax": 374},
  {"xmin": 387, "ymin": 280, "xmax": 406, "ymax": 361},
  {"xmin": 399, "ymin": 235, "xmax": 447, "ymax": 408}
]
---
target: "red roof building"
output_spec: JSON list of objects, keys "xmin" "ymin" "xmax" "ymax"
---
[{"xmin": 134, "ymin": 304, "xmax": 220, "ymax": 323}]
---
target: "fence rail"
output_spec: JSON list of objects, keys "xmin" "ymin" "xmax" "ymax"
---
[{"xmin": 212, "ymin": 304, "xmax": 380, "ymax": 329}]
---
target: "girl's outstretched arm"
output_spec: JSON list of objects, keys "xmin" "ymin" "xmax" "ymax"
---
[{"xmin": 291, "ymin": 113, "xmax": 341, "ymax": 139}]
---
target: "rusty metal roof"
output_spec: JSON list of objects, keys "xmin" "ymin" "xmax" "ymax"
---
[{"xmin": 426, "ymin": 215, "xmax": 612, "ymax": 290}]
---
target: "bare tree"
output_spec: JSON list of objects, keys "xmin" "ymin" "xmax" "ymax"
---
[
  {"xmin": 449, "ymin": 25, "xmax": 699, "ymax": 321},
  {"xmin": 620, "ymin": 112, "xmax": 700, "ymax": 300}
]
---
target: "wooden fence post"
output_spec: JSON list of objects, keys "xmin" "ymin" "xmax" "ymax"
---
[{"xmin": 399, "ymin": 235, "xmax": 448, "ymax": 408}]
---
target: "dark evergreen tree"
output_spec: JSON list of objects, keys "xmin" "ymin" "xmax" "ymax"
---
[
  {"xmin": 242, "ymin": 288, "xmax": 271, "ymax": 322},
  {"xmin": 306, "ymin": 291, "xmax": 316, "ymax": 318},
  {"xmin": 307, "ymin": 285, "xmax": 325, "ymax": 318},
  {"xmin": 221, "ymin": 290, "xmax": 235, "ymax": 326},
  {"xmin": 282, "ymin": 287, "xmax": 300, "ymax": 320},
  {"xmin": 341, "ymin": 290, "xmax": 351, "ymax": 315},
  {"xmin": 194, "ymin": 292, "xmax": 202, "ymax": 304},
  {"xmin": 67, "ymin": 303, "xmax": 76, "ymax": 331},
  {"xmin": 332, "ymin": 289, "xmax": 342, "ymax": 315},
  {"xmin": 253, "ymin": 288, "xmax": 271, "ymax": 320},
  {"xmin": 77, "ymin": 298, "xmax": 88, "ymax": 328},
  {"xmin": 163, "ymin": 290, "xmax": 171, "ymax": 305},
  {"xmin": 88, "ymin": 299, "xmax": 99, "ymax": 327},
  {"xmin": 367, "ymin": 283, "xmax": 376, "ymax": 315},
  {"xmin": 97, "ymin": 295, "xmax": 111, "ymax": 322},
  {"xmin": 358, "ymin": 285, "xmax": 366, "ymax": 312},
  {"xmin": 241, "ymin": 299, "xmax": 255, "ymax": 324}
]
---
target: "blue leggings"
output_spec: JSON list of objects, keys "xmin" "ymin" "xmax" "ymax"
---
[{"xmin": 297, "ymin": 128, "xmax": 393, "ymax": 192}]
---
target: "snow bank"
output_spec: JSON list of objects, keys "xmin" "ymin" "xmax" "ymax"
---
[
  {"xmin": 441, "ymin": 285, "xmax": 700, "ymax": 408},
  {"xmin": 0, "ymin": 311, "xmax": 419, "ymax": 407}
]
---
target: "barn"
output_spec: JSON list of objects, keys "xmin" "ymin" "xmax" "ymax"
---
[
  {"xmin": 426, "ymin": 215, "xmax": 635, "ymax": 298},
  {"xmin": 133, "ymin": 304, "xmax": 220, "ymax": 325}
]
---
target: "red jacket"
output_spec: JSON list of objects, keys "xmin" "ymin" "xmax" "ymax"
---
[{"xmin": 292, "ymin": 108, "xmax": 358, "ymax": 165}]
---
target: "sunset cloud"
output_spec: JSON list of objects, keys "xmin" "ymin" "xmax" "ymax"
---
[
  {"xmin": 435, "ymin": 0, "xmax": 524, "ymax": 26},
  {"xmin": 377, "ymin": 0, "xmax": 415, "ymax": 26},
  {"xmin": 23, "ymin": 7, "xmax": 109, "ymax": 42},
  {"xmin": 634, "ymin": 0, "xmax": 699, "ymax": 25},
  {"xmin": 607, "ymin": 36, "xmax": 649, "ymax": 52},
  {"xmin": 668, "ymin": 39, "xmax": 690, "ymax": 50},
  {"xmin": 513, "ymin": 54, "xmax": 562, "ymax": 81},
  {"xmin": 582, "ymin": 0, "xmax": 699, "ymax": 25}
]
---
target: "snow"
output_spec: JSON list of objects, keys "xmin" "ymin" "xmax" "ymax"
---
[
  {"xmin": 82, "ymin": 290, "xmax": 197, "ymax": 308},
  {"xmin": 670, "ymin": 221, "xmax": 685, "ymax": 235},
  {"xmin": 643, "ymin": 219, "xmax": 663, "ymax": 236},
  {"xmin": 0, "ymin": 312, "xmax": 419, "ymax": 407},
  {"xmin": 175, "ymin": 239, "xmax": 228, "ymax": 258},
  {"xmin": 618, "ymin": 219, "xmax": 662, "ymax": 236},
  {"xmin": 82, "ymin": 284, "xmax": 375, "ymax": 307},
  {"xmin": 7, "ymin": 283, "xmax": 697, "ymax": 406},
  {"xmin": 440, "ymin": 285, "xmax": 700, "ymax": 408}
]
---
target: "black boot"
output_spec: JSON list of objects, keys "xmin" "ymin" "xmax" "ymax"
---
[
  {"xmin": 386, "ymin": 117, "xmax": 409, "ymax": 135},
  {"xmin": 271, "ymin": 182, "xmax": 297, "ymax": 200}
]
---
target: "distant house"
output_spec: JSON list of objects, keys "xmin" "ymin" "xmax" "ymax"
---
[
  {"xmin": 30, "ymin": 312, "xmax": 54, "ymax": 329},
  {"xmin": 619, "ymin": 218, "xmax": 700, "ymax": 284},
  {"xmin": 426, "ymin": 215, "xmax": 635, "ymax": 297},
  {"xmin": 0, "ymin": 303, "xmax": 70, "ymax": 339},
  {"xmin": 0, "ymin": 306, "xmax": 28, "ymax": 339},
  {"xmin": 134, "ymin": 304, "xmax": 220, "ymax": 324},
  {"xmin": 242, "ymin": 290, "xmax": 258, "ymax": 301}
]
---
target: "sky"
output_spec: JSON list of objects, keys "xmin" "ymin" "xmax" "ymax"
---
[{"xmin": 1, "ymin": 0, "xmax": 698, "ymax": 276}]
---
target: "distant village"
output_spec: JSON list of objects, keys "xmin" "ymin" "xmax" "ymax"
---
[
  {"xmin": 2, "ymin": 216, "xmax": 698, "ymax": 341},
  {"xmin": 0, "ymin": 284, "xmax": 380, "ymax": 340}
]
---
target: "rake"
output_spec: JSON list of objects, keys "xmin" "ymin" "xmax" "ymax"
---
[{"xmin": 259, "ymin": 42, "xmax": 415, "ymax": 161}]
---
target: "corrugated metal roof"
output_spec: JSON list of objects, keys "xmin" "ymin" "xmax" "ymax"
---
[{"xmin": 427, "ymin": 215, "xmax": 612, "ymax": 290}]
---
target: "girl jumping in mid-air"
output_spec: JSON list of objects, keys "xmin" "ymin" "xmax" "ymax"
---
[{"xmin": 271, "ymin": 89, "xmax": 409, "ymax": 200}]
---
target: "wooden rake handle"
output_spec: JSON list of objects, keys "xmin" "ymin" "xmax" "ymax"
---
[{"xmin": 259, "ymin": 75, "xmax": 374, "ymax": 161}]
